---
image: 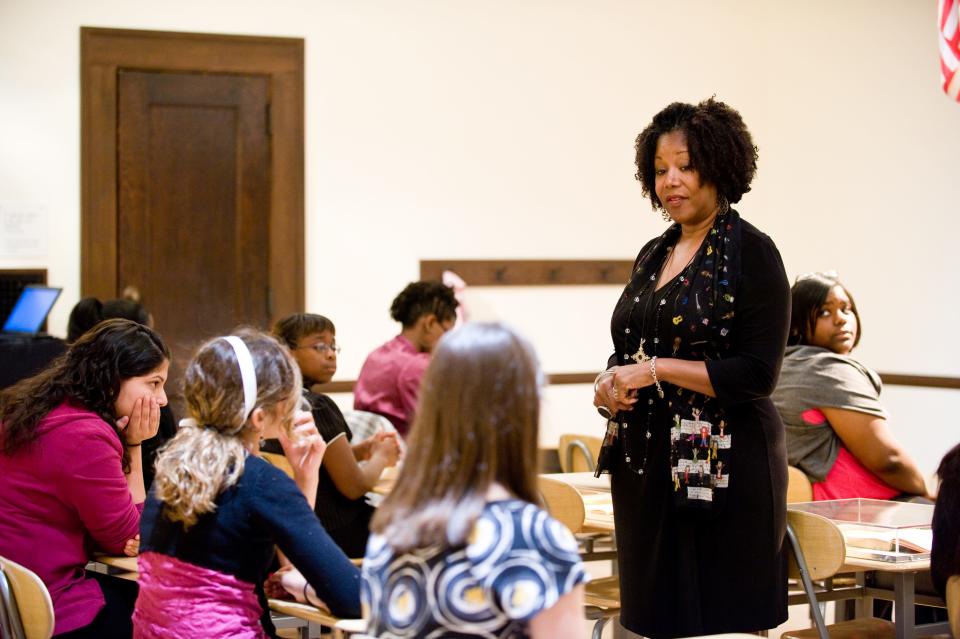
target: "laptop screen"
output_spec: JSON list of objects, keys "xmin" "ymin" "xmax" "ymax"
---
[{"xmin": 2, "ymin": 286, "xmax": 62, "ymax": 334}]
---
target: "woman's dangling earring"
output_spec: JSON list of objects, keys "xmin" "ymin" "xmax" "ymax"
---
[
  {"xmin": 659, "ymin": 206, "xmax": 671, "ymax": 222},
  {"xmin": 717, "ymin": 194, "xmax": 730, "ymax": 216}
]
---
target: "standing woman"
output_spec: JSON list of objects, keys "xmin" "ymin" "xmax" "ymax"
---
[
  {"xmin": 0, "ymin": 319, "xmax": 169, "ymax": 638},
  {"xmin": 593, "ymin": 98, "xmax": 790, "ymax": 637}
]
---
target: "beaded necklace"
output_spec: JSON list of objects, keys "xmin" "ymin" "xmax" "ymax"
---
[{"xmin": 620, "ymin": 247, "xmax": 696, "ymax": 476}]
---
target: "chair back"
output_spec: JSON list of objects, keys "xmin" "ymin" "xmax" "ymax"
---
[
  {"xmin": 785, "ymin": 510, "xmax": 845, "ymax": 581},
  {"xmin": 261, "ymin": 451, "xmax": 295, "ymax": 479},
  {"xmin": 558, "ymin": 434, "xmax": 602, "ymax": 473},
  {"xmin": 537, "ymin": 477, "xmax": 585, "ymax": 534},
  {"xmin": 947, "ymin": 575, "xmax": 960, "ymax": 639},
  {"xmin": 786, "ymin": 466, "xmax": 813, "ymax": 503},
  {"xmin": 344, "ymin": 410, "xmax": 406, "ymax": 454},
  {"xmin": 0, "ymin": 555, "xmax": 54, "ymax": 639}
]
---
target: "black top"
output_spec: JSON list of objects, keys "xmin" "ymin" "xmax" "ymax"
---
[
  {"xmin": 140, "ymin": 455, "xmax": 361, "ymax": 636},
  {"xmin": 607, "ymin": 218, "xmax": 791, "ymax": 637},
  {"xmin": 263, "ymin": 390, "xmax": 375, "ymax": 558},
  {"xmin": 141, "ymin": 405, "xmax": 177, "ymax": 492},
  {"xmin": 932, "ymin": 444, "xmax": 960, "ymax": 597},
  {"xmin": 0, "ymin": 335, "xmax": 66, "ymax": 389}
]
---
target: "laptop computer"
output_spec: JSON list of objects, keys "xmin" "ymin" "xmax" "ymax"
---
[{"xmin": 1, "ymin": 285, "xmax": 62, "ymax": 335}]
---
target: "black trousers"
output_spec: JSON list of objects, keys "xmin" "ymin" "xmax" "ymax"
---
[{"xmin": 55, "ymin": 572, "xmax": 138, "ymax": 639}]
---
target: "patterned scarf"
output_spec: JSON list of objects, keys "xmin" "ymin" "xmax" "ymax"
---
[{"xmin": 624, "ymin": 209, "xmax": 742, "ymax": 515}]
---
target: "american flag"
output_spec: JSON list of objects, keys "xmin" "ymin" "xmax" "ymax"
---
[{"xmin": 942, "ymin": 0, "xmax": 960, "ymax": 100}]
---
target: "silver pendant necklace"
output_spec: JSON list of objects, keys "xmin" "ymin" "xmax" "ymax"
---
[{"xmin": 621, "ymin": 247, "xmax": 689, "ymax": 476}]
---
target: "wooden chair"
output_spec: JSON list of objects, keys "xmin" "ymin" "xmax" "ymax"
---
[
  {"xmin": 557, "ymin": 434, "xmax": 602, "ymax": 473},
  {"xmin": 0, "ymin": 555, "xmax": 54, "ymax": 639},
  {"xmin": 781, "ymin": 510, "xmax": 894, "ymax": 639},
  {"xmin": 262, "ymin": 451, "xmax": 296, "ymax": 479},
  {"xmin": 786, "ymin": 466, "xmax": 813, "ymax": 503},
  {"xmin": 537, "ymin": 477, "xmax": 620, "ymax": 639}
]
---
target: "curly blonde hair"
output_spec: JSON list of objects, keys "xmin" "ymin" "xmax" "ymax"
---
[{"xmin": 152, "ymin": 329, "xmax": 301, "ymax": 528}]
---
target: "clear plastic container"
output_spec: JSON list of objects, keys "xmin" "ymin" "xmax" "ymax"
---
[{"xmin": 788, "ymin": 498, "xmax": 933, "ymax": 563}]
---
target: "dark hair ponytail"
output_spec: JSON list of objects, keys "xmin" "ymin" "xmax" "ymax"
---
[{"xmin": 66, "ymin": 297, "xmax": 104, "ymax": 343}]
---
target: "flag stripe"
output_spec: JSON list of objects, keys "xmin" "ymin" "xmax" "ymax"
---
[{"xmin": 940, "ymin": 0, "xmax": 960, "ymax": 101}]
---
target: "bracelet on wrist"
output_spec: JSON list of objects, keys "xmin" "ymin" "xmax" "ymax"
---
[
  {"xmin": 650, "ymin": 357, "xmax": 664, "ymax": 399},
  {"xmin": 593, "ymin": 369, "xmax": 616, "ymax": 394}
]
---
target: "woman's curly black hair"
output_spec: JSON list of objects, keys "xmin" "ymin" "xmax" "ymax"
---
[
  {"xmin": 390, "ymin": 281, "xmax": 459, "ymax": 328},
  {"xmin": 0, "ymin": 318, "xmax": 170, "ymax": 472},
  {"xmin": 634, "ymin": 97, "xmax": 758, "ymax": 210}
]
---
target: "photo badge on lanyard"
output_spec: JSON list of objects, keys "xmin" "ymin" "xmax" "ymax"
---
[{"xmin": 670, "ymin": 405, "xmax": 731, "ymax": 515}]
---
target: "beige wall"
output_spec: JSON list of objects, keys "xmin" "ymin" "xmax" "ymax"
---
[{"xmin": 1, "ymin": 0, "xmax": 957, "ymax": 473}]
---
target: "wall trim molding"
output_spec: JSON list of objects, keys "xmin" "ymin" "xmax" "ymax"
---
[{"xmin": 318, "ymin": 371, "xmax": 960, "ymax": 394}]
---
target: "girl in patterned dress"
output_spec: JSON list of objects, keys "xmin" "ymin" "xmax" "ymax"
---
[{"xmin": 361, "ymin": 322, "xmax": 587, "ymax": 638}]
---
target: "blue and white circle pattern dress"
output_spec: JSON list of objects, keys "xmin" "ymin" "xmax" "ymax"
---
[{"xmin": 362, "ymin": 499, "xmax": 588, "ymax": 638}]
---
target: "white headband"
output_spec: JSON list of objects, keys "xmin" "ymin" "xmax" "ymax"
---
[{"xmin": 223, "ymin": 336, "xmax": 258, "ymax": 420}]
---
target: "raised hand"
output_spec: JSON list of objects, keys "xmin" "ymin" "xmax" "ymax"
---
[{"xmin": 278, "ymin": 409, "xmax": 326, "ymax": 485}]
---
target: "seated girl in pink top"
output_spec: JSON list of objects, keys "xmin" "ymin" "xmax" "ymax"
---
[
  {"xmin": 353, "ymin": 281, "xmax": 458, "ymax": 436},
  {"xmin": 0, "ymin": 319, "xmax": 170, "ymax": 638},
  {"xmin": 772, "ymin": 272, "xmax": 928, "ymax": 501}
]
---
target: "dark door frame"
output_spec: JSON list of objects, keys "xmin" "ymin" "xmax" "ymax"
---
[{"xmin": 80, "ymin": 26, "xmax": 304, "ymax": 317}]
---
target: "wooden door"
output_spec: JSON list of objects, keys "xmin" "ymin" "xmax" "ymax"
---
[{"xmin": 117, "ymin": 70, "xmax": 271, "ymax": 395}]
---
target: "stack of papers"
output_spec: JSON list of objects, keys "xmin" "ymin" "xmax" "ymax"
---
[{"xmin": 838, "ymin": 524, "xmax": 932, "ymax": 562}]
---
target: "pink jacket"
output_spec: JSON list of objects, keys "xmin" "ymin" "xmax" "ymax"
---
[{"xmin": 0, "ymin": 401, "xmax": 142, "ymax": 635}]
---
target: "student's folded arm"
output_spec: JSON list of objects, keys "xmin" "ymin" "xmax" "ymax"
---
[
  {"xmin": 323, "ymin": 433, "xmax": 379, "ymax": 499},
  {"xmin": 822, "ymin": 407, "xmax": 927, "ymax": 496}
]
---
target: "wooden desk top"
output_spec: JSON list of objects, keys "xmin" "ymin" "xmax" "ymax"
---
[
  {"xmin": 539, "ymin": 472, "xmax": 610, "ymax": 494},
  {"xmin": 841, "ymin": 556, "xmax": 930, "ymax": 573},
  {"xmin": 94, "ymin": 554, "xmax": 138, "ymax": 573}
]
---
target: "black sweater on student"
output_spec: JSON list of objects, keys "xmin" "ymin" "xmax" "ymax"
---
[{"xmin": 140, "ymin": 455, "xmax": 361, "ymax": 635}]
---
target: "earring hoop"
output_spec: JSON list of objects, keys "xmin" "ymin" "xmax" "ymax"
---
[{"xmin": 717, "ymin": 194, "xmax": 730, "ymax": 216}]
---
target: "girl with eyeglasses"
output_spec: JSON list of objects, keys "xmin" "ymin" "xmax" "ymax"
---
[
  {"xmin": 772, "ymin": 272, "xmax": 929, "ymax": 501},
  {"xmin": 271, "ymin": 313, "xmax": 400, "ymax": 558}
]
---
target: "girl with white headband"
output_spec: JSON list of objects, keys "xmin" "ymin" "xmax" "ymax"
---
[{"xmin": 133, "ymin": 330, "xmax": 361, "ymax": 638}]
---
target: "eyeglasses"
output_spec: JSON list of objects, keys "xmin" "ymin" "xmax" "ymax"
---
[{"xmin": 298, "ymin": 343, "xmax": 341, "ymax": 355}]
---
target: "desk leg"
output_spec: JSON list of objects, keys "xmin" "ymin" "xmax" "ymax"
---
[
  {"xmin": 892, "ymin": 572, "xmax": 916, "ymax": 639},
  {"xmin": 854, "ymin": 572, "xmax": 872, "ymax": 619}
]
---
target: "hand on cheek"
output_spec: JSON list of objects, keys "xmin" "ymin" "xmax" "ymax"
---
[{"xmin": 119, "ymin": 396, "xmax": 161, "ymax": 445}]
